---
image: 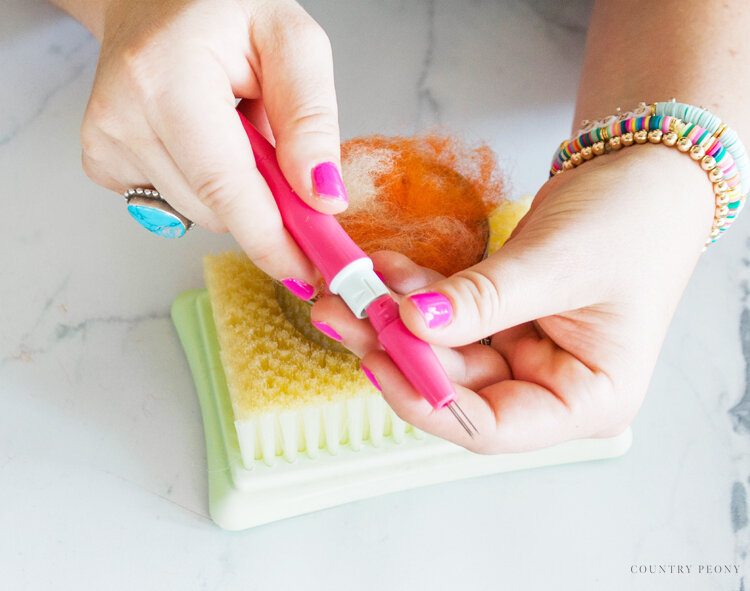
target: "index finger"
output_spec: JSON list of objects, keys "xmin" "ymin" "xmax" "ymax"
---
[{"xmin": 146, "ymin": 60, "xmax": 318, "ymax": 286}]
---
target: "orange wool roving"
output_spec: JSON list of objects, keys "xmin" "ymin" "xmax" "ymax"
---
[{"xmin": 336, "ymin": 134, "xmax": 507, "ymax": 277}]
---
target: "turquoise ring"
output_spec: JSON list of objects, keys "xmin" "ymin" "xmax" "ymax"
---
[{"xmin": 124, "ymin": 189, "xmax": 193, "ymax": 238}]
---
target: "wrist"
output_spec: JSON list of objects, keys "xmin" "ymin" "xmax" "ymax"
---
[
  {"xmin": 554, "ymin": 104, "xmax": 748, "ymax": 248},
  {"xmin": 556, "ymin": 140, "xmax": 717, "ymax": 248}
]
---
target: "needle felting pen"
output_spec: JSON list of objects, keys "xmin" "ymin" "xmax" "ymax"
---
[{"xmin": 236, "ymin": 110, "xmax": 479, "ymax": 438}]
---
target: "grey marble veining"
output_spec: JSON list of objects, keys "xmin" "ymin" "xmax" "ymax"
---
[
  {"xmin": 415, "ymin": 0, "xmax": 440, "ymax": 126},
  {"xmin": 1, "ymin": 0, "xmax": 748, "ymax": 589}
]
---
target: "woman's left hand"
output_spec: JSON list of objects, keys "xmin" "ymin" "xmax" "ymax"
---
[{"xmin": 311, "ymin": 145, "xmax": 715, "ymax": 453}]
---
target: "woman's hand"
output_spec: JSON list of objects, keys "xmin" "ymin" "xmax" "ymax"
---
[
  {"xmin": 312, "ymin": 146, "xmax": 716, "ymax": 453},
  {"xmin": 73, "ymin": 0, "xmax": 345, "ymax": 288}
]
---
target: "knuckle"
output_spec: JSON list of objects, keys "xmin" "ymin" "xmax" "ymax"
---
[
  {"xmin": 262, "ymin": 12, "xmax": 333, "ymax": 68},
  {"xmin": 295, "ymin": 20, "xmax": 332, "ymax": 55},
  {"xmin": 273, "ymin": 12, "xmax": 331, "ymax": 53},
  {"xmin": 284, "ymin": 106, "xmax": 340, "ymax": 140},
  {"xmin": 82, "ymin": 95, "xmax": 116, "ymax": 139},
  {"xmin": 80, "ymin": 152, "xmax": 104, "ymax": 185},
  {"xmin": 80, "ymin": 152, "xmax": 121, "ymax": 193},
  {"xmin": 193, "ymin": 173, "xmax": 243, "ymax": 214},
  {"xmin": 452, "ymin": 268, "xmax": 504, "ymax": 330},
  {"xmin": 79, "ymin": 122, "xmax": 102, "ymax": 159},
  {"xmin": 584, "ymin": 373, "xmax": 639, "ymax": 438},
  {"xmin": 565, "ymin": 370, "xmax": 609, "ymax": 418},
  {"xmin": 109, "ymin": 38, "xmax": 169, "ymax": 109},
  {"xmin": 244, "ymin": 237, "xmax": 282, "ymax": 270},
  {"xmin": 82, "ymin": 92, "xmax": 131, "ymax": 145},
  {"xmin": 83, "ymin": 91, "xmax": 110, "ymax": 122}
]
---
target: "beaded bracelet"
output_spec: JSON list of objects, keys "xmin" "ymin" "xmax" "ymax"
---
[
  {"xmin": 559, "ymin": 101, "xmax": 750, "ymax": 195},
  {"xmin": 656, "ymin": 101, "xmax": 749, "ymax": 196},
  {"xmin": 550, "ymin": 103, "xmax": 747, "ymax": 247}
]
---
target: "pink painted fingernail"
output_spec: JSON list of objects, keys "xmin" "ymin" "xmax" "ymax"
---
[
  {"xmin": 409, "ymin": 292, "xmax": 453, "ymax": 329},
  {"xmin": 361, "ymin": 364, "xmax": 381, "ymax": 391},
  {"xmin": 312, "ymin": 162, "xmax": 348, "ymax": 202},
  {"xmin": 281, "ymin": 278, "xmax": 315, "ymax": 300},
  {"xmin": 311, "ymin": 320, "xmax": 342, "ymax": 342}
]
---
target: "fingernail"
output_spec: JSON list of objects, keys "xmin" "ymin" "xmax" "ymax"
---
[
  {"xmin": 312, "ymin": 162, "xmax": 348, "ymax": 202},
  {"xmin": 281, "ymin": 278, "xmax": 315, "ymax": 300},
  {"xmin": 311, "ymin": 320, "xmax": 342, "ymax": 342},
  {"xmin": 361, "ymin": 364, "xmax": 381, "ymax": 391},
  {"xmin": 409, "ymin": 292, "xmax": 453, "ymax": 329}
]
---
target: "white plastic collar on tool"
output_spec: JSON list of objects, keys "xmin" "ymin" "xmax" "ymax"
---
[{"xmin": 329, "ymin": 258, "xmax": 389, "ymax": 319}]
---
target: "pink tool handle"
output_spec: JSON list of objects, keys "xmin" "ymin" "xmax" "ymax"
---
[
  {"xmin": 366, "ymin": 295, "xmax": 456, "ymax": 409},
  {"xmin": 238, "ymin": 109, "xmax": 458, "ymax": 412},
  {"xmin": 236, "ymin": 110, "xmax": 367, "ymax": 284}
]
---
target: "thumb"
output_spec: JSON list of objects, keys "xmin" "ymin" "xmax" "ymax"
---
[
  {"xmin": 256, "ymin": 7, "xmax": 347, "ymax": 215},
  {"xmin": 398, "ymin": 228, "xmax": 609, "ymax": 347}
]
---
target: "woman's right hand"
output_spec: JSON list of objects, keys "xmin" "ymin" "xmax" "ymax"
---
[{"xmin": 77, "ymin": 0, "xmax": 345, "ymax": 292}]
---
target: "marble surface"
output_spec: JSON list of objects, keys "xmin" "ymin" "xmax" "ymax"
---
[{"xmin": 1, "ymin": 0, "xmax": 748, "ymax": 588}]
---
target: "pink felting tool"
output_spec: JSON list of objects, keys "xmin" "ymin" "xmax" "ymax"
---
[{"xmin": 237, "ymin": 110, "xmax": 479, "ymax": 438}]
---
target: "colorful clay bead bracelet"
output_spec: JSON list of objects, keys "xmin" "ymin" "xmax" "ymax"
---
[
  {"xmin": 562, "ymin": 101, "xmax": 749, "ymax": 196},
  {"xmin": 655, "ymin": 101, "xmax": 749, "ymax": 196},
  {"xmin": 550, "ymin": 114, "xmax": 744, "ymax": 247},
  {"xmin": 570, "ymin": 102, "xmax": 652, "ymax": 139},
  {"xmin": 553, "ymin": 114, "xmax": 741, "ymax": 197}
]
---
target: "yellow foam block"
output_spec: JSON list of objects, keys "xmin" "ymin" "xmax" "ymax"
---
[
  {"xmin": 203, "ymin": 251, "xmax": 373, "ymax": 419},
  {"xmin": 171, "ymin": 194, "xmax": 631, "ymax": 530}
]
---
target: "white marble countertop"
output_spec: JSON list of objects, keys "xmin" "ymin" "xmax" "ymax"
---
[{"xmin": 1, "ymin": 0, "xmax": 748, "ymax": 588}]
